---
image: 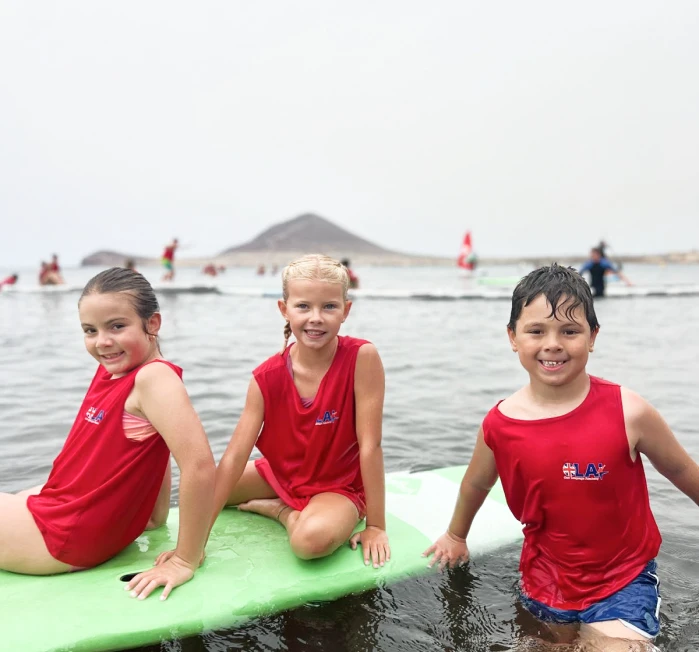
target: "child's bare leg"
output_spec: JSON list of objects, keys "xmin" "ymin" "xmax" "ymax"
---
[
  {"xmin": 15, "ymin": 484, "xmax": 43, "ymax": 498},
  {"xmin": 286, "ymin": 493, "xmax": 359, "ymax": 559},
  {"xmin": 0, "ymin": 493, "xmax": 72, "ymax": 575},
  {"xmin": 225, "ymin": 460, "xmax": 279, "ymax": 505},
  {"xmin": 240, "ymin": 491, "xmax": 359, "ymax": 560},
  {"xmin": 579, "ymin": 621, "xmax": 657, "ymax": 651}
]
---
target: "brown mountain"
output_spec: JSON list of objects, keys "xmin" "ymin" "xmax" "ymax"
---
[{"xmin": 220, "ymin": 213, "xmax": 395, "ymax": 255}]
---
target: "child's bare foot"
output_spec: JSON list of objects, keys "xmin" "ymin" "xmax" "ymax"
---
[{"xmin": 237, "ymin": 498, "xmax": 289, "ymax": 521}]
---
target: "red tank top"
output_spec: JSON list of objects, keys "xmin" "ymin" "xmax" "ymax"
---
[
  {"xmin": 253, "ymin": 336, "xmax": 368, "ymax": 511},
  {"xmin": 483, "ymin": 376, "xmax": 662, "ymax": 610},
  {"xmin": 27, "ymin": 360, "xmax": 178, "ymax": 567}
]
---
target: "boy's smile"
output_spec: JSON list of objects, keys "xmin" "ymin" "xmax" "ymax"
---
[{"xmin": 508, "ymin": 294, "xmax": 597, "ymax": 390}]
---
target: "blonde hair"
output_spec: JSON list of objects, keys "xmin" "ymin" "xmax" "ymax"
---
[{"xmin": 280, "ymin": 254, "xmax": 350, "ymax": 353}]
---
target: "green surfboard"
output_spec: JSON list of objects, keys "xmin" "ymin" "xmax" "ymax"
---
[{"xmin": 1, "ymin": 466, "xmax": 523, "ymax": 652}]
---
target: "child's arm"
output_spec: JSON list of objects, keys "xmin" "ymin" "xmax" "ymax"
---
[
  {"xmin": 145, "ymin": 460, "xmax": 171, "ymax": 530},
  {"xmin": 210, "ymin": 378, "xmax": 264, "ymax": 523},
  {"xmin": 348, "ymin": 343, "xmax": 390, "ymax": 568},
  {"xmin": 423, "ymin": 427, "xmax": 499, "ymax": 570},
  {"xmin": 153, "ymin": 377, "xmax": 263, "ymax": 567},
  {"xmin": 624, "ymin": 388, "xmax": 699, "ymax": 504},
  {"xmin": 125, "ymin": 363, "xmax": 216, "ymax": 601}
]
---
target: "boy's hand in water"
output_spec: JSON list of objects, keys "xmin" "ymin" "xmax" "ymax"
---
[
  {"xmin": 154, "ymin": 548, "xmax": 206, "ymax": 567},
  {"xmin": 422, "ymin": 531, "xmax": 469, "ymax": 570},
  {"xmin": 350, "ymin": 526, "xmax": 390, "ymax": 568},
  {"xmin": 125, "ymin": 554, "xmax": 196, "ymax": 601}
]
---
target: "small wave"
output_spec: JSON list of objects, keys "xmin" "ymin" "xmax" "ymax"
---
[
  {"xmin": 6, "ymin": 284, "xmax": 699, "ymax": 301},
  {"xmin": 1, "ymin": 284, "xmax": 222, "ymax": 296},
  {"xmin": 217, "ymin": 286, "xmax": 699, "ymax": 300}
]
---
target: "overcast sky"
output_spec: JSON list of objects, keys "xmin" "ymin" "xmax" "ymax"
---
[{"xmin": 1, "ymin": 1, "xmax": 698, "ymax": 266}]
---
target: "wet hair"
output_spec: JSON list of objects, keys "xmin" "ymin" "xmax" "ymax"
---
[
  {"xmin": 80, "ymin": 267, "xmax": 161, "ymax": 344},
  {"xmin": 280, "ymin": 254, "xmax": 350, "ymax": 353},
  {"xmin": 507, "ymin": 263, "xmax": 600, "ymax": 332}
]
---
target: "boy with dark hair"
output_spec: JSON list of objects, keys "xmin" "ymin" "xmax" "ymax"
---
[{"xmin": 424, "ymin": 263, "xmax": 699, "ymax": 650}]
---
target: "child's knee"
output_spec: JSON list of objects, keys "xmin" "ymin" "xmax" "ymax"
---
[{"xmin": 289, "ymin": 521, "xmax": 338, "ymax": 560}]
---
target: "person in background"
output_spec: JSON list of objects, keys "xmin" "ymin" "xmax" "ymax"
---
[
  {"xmin": 39, "ymin": 261, "xmax": 64, "ymax": 286},
  {"xmin": 125, "ymin": 259, "xmax": 137, "ymax": 272},
  {"xmin": 578, "ymin": 247, "xmax": 631, "ymax": 298},
  {"xmin": 341, "ymin": 258, "xmax": 359, "ymax": 290},
  {"xmin": 161, "ymin": 239, "xmax": 179, "ymax": 281},
  {"xmin": 0, "ymin": 273, "xmax": 18, "ymax": 290}
]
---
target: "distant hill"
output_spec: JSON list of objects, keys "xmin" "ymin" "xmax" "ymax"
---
[{"xmin": 220, "ymin": 213, "xmax": 393, "ymax": 256}]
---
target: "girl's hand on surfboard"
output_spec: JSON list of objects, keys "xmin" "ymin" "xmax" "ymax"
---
[
  {"xmin": 422, "ymin": 531, "xmax": 469, "ymax": 571},
  {"xmin": 349, "ymin": 526, "xmax": 390, "ymax": 568},
  {"xmin": 125, "ymin": 555, "xmax": 196, "ymax": 601},
  {"xmin": 155, "ymin": 548, "xmax": 206, "ymax": 567}
]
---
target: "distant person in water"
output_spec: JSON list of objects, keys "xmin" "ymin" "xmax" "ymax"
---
[
  {"xmin": 1, "ymin": 273, "xmax": 18, "ymax": 290},
  {"xmin": 257, "ymin": 264, "xmax": 266, "ymax": 276},
  {"xmin": 125, "ymin": 259, "xmax": 137, "ymax": 272},
  {"xmin": 578, "ymin": 248, "xmax": 631, "ymax": 298},
  {"xmin": 202, "ymin": 263, "xmax": 218, "ymax": 277},
  {"xmin": 39, "ymin": 261, "xmax": 64, "ymax": 286},
  {"xmin": 341, "ymin": 259, "xmax": 359, "ymax": 289},
  {"xmin": 161, "ymin": 239, "xmax": 179, "ymax": 281},
  {"xmin": 49, "ymin": 254, "xmax": 62, "ymax": 276}
]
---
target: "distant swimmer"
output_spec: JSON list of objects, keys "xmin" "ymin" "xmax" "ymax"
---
[
  {"xmin": 49, "ymin": 254, "xmax": 62, "ymax": 276},
  {"xmin": 39, "ymin": 261, "xmax": 64, "ymax": 286},
  {"xmin": 341, "ymin": 258, "xmax": 359, "ymax": 289},
  {"xmin": 0, "ymin": 273, "xmax": 18, "ymax": 290},
  {"xmin": 202, "ymin": 263, "xmax": 218, "ymax": 277},
  {"xmin": 578, "ymin": 247, "xmax": 631, "ymax": 297},
  {"xmin": 257, "ymin": 264, "xmax": 266, "ymax": 276},
  {"xmin": 124, "ymin": 258, "xmax": 137, "ymax": 272},
  {"xmin": 161, "ymin": 238, "xmax": 179, "ymax": 281}
]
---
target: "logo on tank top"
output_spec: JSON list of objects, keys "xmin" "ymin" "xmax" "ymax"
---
[
  {"xmin": 316, "ymin": 409, "xmax": 339, "ymax": 425},
  {"xmin": 562, "ymin": 462, "xmax": 608, "ymax": 481},
  {"xmin": 85, "ymin": 406, "xmax": 106, "ymax": 424}
]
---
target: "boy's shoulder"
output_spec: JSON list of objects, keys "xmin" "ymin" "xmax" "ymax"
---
[
  {"xmin": 485, "ymin": 376, "xmax": 621, "ymax": 424},
  {"xmin": 589, "ymin": 375, "xmax": 619, "ymax": 389}
]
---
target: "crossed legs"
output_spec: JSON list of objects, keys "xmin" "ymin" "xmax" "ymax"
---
[{"xmin": 227, "ymin": 461, "xmax": 360, "ymax": 560}]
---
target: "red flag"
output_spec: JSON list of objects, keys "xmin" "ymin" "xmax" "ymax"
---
[{"xmin": 457, "ymin": 231, "xmax": 475, "ymax": 270}]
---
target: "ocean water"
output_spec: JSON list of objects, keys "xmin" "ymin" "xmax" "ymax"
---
[{"xmin": 1, "ymin": 263, "xmax": 699, "ymax": 651}]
